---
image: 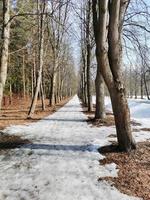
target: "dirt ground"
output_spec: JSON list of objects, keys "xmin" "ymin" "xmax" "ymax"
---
[
  {"xmin": 0, "ymin": 96, "xmax": 71, "ymax": 130},
  {"xmin": 83, "ymin": 106, "xmax": 150, "ymax": 200},
  {"xmin": 99, "ymin": 142, "xmax": 150, "ymax": 200}
]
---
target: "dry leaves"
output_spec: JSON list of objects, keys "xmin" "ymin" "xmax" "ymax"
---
[{"xmin": 99, "ymin": 142, "xmax": 150, "ymax": 200}]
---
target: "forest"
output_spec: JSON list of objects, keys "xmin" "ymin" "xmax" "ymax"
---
[{"xmin": 0, "ymin": 0, "xmax": 150, "ymax": 200}]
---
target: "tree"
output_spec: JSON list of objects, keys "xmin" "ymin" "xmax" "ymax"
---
[
  {"xmin": 47, "ymin": 0, "xmax": 70, "ymax": 106},
  {"xmin": 0, "ymin": 0, "xmax": 10, "ymax": 110},
  {"xmin": 28, "ymin": 0, "xmax": 47, "ymax": 118},
  {"xmin": 86, "ymin": 0, "xmax": 93, "ymax": 112},
  {"xmin": 92, "ymin": 0, "xmax": 136, "ymax": 152},
  {"xmin": 95, "ymin": 72, "xmax": 105, "ymax": 119}
]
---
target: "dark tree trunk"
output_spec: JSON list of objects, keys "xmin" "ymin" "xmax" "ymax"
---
[
  {"xmin": 92, "ymin": 0, "xmax": 136, "ymax": 152},
  {"xmin": 95, "ymin": 71, "xmax": 105, "ymax": 119},
  {"xmin": 109, "ymin": 87, "xmax": 136, "ymax": 151},
  {"xmin": 86, "ymin": 0, "xmax": 93, "ymax": 112}
]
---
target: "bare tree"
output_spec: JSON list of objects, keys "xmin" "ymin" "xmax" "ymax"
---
[
  {"xmin": 86, "ymin": 0, "xmax": 93, "ymax": 111},
  {"xmin": 47, "ymin": 0, "xmax": 70, "ymax": 106},
  {"xmin": 0, "ymin": 0, "xmax": 10, "ymax": 110},
  {"xmin": 92, "ymin": 0, "xmax": 136, "ymax": 152},
  {"xmin": 28, "ymin": 0, "xmax": 47, "ymax": 118}
]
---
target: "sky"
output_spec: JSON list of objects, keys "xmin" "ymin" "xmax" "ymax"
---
[{"xmin": 68, "ymin": 0, "xmax": 150, "ymax": 72}]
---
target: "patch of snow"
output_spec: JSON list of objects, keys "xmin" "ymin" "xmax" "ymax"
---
[
  {"xmin": 93, "ymin": 96, "xmax": 150, "ymax": 142},
  {"xmin": 0, "ymin": 96, "xmax": 140, "ymax": 200}
]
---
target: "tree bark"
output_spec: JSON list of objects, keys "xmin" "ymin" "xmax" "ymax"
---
[
  {"xmin": 92, "ymin": 0, "xmax": 136, "ymax": 152},
  {"xmin": 49, "ymin": 70, "xmax": 57, "ymax": 106},
  {"xmin": 95, "ymin": 71, "xmax": 105, "ymax": 119},
  {"xmin": 22, "ymin": 54, "xmax": 26, "ymax": 98},
  {"xmin": 140, "ymin": 73, "xmax": 144, "ymax": 99},
  {"xmin": 144, "ymin": 71, "xmax": 150, "ymax": 100},
  {"xmin": 86, "ymin": 0, "xmax": 93, "ymax": 112},
  {"xmin": 40, "ymin": 82, "xmax": 45, "ymax": 111},
  {"xmin": 28, "ymin": 0, "xmax": 46, "ymax": 118},
  {"xmin": 0, "ymin": 0, "xmax": 10, "ymax": 110}
]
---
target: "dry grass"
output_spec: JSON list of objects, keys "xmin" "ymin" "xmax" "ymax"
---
[{"xmin": 98, "ymin": 142, "xmax": 150, "ymax": 200}]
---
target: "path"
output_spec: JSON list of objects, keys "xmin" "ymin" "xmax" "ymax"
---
[{"xmin": 0, "ymin": 96, "xmax": 139, "ymax": 200}]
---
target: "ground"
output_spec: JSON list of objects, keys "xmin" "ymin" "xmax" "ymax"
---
[
  {"xmin": 0, "ymin": 96, "xmax": 70, "ymax": 129},
  {"xmin": 0, "ymin": 96, "xmax": 149, "ymax": 200}
]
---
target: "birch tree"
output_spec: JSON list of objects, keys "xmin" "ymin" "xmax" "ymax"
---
[{"xmin": 0, "ymin": 0, "xmax": 10, "ymax": 110}]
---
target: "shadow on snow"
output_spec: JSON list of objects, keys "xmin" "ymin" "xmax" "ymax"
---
[{"xmin": 21, "ymin": 143, "xmax": 98, "ymax": 152}]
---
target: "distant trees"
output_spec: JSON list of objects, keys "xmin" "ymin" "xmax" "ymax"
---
[
  {"xmin": 79, "ymin": 0, "xmax": 106, "ymax": 117},
  {"xmin": 123, "ymin": 0, "xmax": 150, "ymax": 100},
  {"xmin": 0, "ymin": 0, "xmax": 77, "ymax": 115},
  {"xmin": 28, "ymin": 0, "xmax": 47, "ymax": 118},
  {"xmin": 1, "ymin": 0, "xmax": 150, "ymax": 151},
  {"xmin": 79, "ymin": 0, "xmax": 93, "ymax": 111}
]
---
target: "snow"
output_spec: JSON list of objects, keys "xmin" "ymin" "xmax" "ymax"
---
[
  {"xmin": 0, "ymin": 96, "xmax": 146, "ymax": 200},
  {"xmin": 93, "ymin": 96, "xmax": 150, "ymax": 143}
]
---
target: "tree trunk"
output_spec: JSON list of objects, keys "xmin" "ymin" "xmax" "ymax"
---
[
  {"xmin": 140, "ymin": 73, "xmax": 144, "ymax": 99},
  {"xmin": 49, "ymin": 71, "xmax": 57, "ymax": 106},
  {"xmin": 108, "ymin": 0, "xmax": 136, "ymax": 151},
  {"xmin": 95, "ymin": 71, "xmax": 105, "ymax": 119},
  {"xmin": 83, "ymin": 69, "xmax": 88, "ymax": 105},
  {"xmin": 40, "ymin": 82, "xmax": 45, "ymax": 111},
  {"xmin": 9, "ymin": 83, "xmax": 12, "ymax": 105},
  {"xmin": 28, "ymin": 0, "xmax": 46, "ymax": 118},
  {"xmin": 92, "ymin": 0, "xmax": 136, "ymax": 152},
  {"xmin": 144, "ymin": 71, "xmax": 150, "ymax": 100},
  {"xmin": 0, "ymin": 0, "xmax": 10, "ymax": 110},
  {"xmin": 109, "ymin": 86, "xmax": 136, "ymax": 151},
  {"xmin": 86, "ymin": 0, "xmax": 93, "ymax": 112},
  {"xmin": 22, "ymin": 55, "xmax": 26, "ymax": 98}
]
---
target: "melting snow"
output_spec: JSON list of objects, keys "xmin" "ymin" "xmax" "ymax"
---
[{"xmin": 0, "ymin": 96, "xmax": 147, "ymax": 199}]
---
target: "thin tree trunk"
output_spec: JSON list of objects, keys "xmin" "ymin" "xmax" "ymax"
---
[
  {"xmin": 22, "ymin": 54, "xmax": 26, "ymax": 98},
  {"xmin": 0, "ymin": 0, "xmax": 10, "ymax": 110},
  {"xmin": 134, "ymin": 76, "xmax": 137, "ymax": 99},
  {"xmin": 28, "ymin": 0, "xmax": 46, "ymax": 118},
  {"xmin": 9, "ymin": 83, "xmax": 12, "ymax": 105},
  {"xmin": 86, "ymin": 0, "xmax": 93, "ymax": 112},
  {"xmin": 140, "ymin": 73, "xmax": 144, "ymax": 99},
  {"xmin": 144, "ymin": 71, "xmax": 150, "ymax": 100},
  {"xmin": 83, "ymin": 67, "xmax": 88, "ymax": 105},
  {"xmin": 40, "ymin": 82, "xmax": 45, "ymax": 110},
  {"xmin": 31, "ymin": 68, "xmax": 34, "ymax": 98},
  {"xmin": 49, "ymin": 70, "xmax": 57, "ymax": 106}
]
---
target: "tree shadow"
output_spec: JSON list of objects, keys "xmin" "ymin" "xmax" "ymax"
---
[
  {"xmin": 98, "ymin": 144, "xmax": 120, "ymax": 154},
  {"xmin": 21, "ymin": 143, "xmax": 98, "ymax": 152},
  {"xmin": 41, "ymin": 118, "xmax": 87, "ymax": 122}
]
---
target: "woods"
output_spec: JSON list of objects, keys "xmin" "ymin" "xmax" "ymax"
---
[
  {"xmin": 0, "ymin": 0, "xmax": 77, "ymax": 116},
  {"xmin": 0, "ymin": 0, "xmax": 150, "ymax": 152},
  {"xmin": 0, "ymin": 1, "xmax": 150, "ymax": 199}
]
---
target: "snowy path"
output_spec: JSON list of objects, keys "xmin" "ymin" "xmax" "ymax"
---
[{"xmin": 0, "ymin": 96, "xmax": 139, "ymax": 200}]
